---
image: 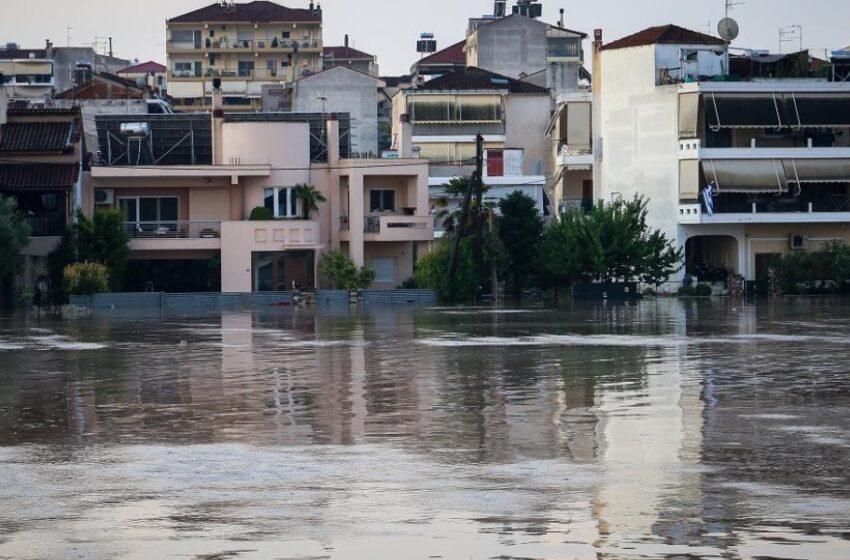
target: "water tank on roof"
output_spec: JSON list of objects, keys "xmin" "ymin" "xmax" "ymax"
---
[{"xmin": 120, "ymin": 123, "xmax": 151, "ymax": 137}]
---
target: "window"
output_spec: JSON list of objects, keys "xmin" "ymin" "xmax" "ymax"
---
[
  {"xmin": 282, "ymin": 31, "xmax": 291, "ymax": 38},
  {"xmin": 369, "ymin": 190, "xmax": 396, "ymax": 212},
  {"xmin": 40, "ymin": 193, "xmax": 58, "ymax": 212},
  {"xmin": 263, "ymin": 187, "xmax": 301, "ymax": 218},
  {"xmin": 238, "ymin": 60, "xmax": 254, "ymax": 78},
  {"xmin": 119, "ymin": 196, "xmax": 179, "ymax": 230},
  {"xmin": 171, "ymin": 29, "xmax": 201, "ymax": 48}
]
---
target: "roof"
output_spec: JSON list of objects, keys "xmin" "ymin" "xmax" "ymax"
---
[
  {"xmin": 323, "ymin": 46, "xmax": 374, "ymax": 61},
  {"xmin": 118, "ymin": 61, "xmax": 167, "ymax": 74},
  {"xmin": 415, "ymin": 67, "xmax": 549, "ymax": 94},
  {"xmin": 54, "ymin": 72, "xmax": 148, "ymax": 100},
  {"xmin": 168, "ymin": 1, "xmax": 321, "ymax": 23},
  {"xmin": 297, "ymin": 64, "xmax": 384, "ymax": 84},
  {"xmin": 0, "ymin": 122, "xmax": 74, "ymax": 152},
  {"xmin": 418, "ymin": 40, "xmax": 466, "ymax": 67},
  {"xmin": 603, "ymin": 24, "xmax": 727, "ymax": 51},
  {"xmin": 0, "ymin": 48, "xmax": 48, "ymax": 60},
  {"xmin": 0, "ymin": 164, "xmax": 79, "ymax": 190},
  {"xmin": 381, "ymin": 75, "xmax": 411, "ymax": 88}
]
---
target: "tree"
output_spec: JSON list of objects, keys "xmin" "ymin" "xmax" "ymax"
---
[
  {"xmin": 540, "ymin": 196, "xmax": 682, "ymax": 289},
  {"xmin": 0, "ymin": 195, "xmax": 31, "ymax": 279},
  {"xmin": 76, "ymin": 209, "xmax": 129, "ymax": 291},
  {"xmin": 318, "ymin": 250, "xmax": 375, "ymax": 290},
  {"xmin": 294, "ymin": 184, "xmax": 327, "ymax": 220},
  {"xmin": 414, "ymin": 238, "xmax": 475, "ymax": 301},
  {"xmin": 497, "ymin": 191, "xmax": 542, "ymax": 295},
  {"xmin": 433, "ymin": 177, "xmax": 490, "ymax": 236},
  {"xmin": 64, "ymin": 262, "xmax": 109, "ymax": 295}
]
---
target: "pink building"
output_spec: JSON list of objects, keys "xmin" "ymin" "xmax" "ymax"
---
[{"xmin": 84, "ymin": 93, "xmax": 432, "ymax": 292}]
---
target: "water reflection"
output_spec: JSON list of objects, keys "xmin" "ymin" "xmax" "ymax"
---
[{"xmin": 0, "ymin": 299, "xmax": 848, "ymax": 559}]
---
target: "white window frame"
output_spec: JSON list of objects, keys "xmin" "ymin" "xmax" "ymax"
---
[
  {"xmin": 118, "ymin": 196, "xmax": 179, "ymax": 224},
  {"xmin": 264, "ymin": 187, "xmax": 302, "ymax": 219}
]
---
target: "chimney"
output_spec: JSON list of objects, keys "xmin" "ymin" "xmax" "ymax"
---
[
  {"xmin": 326, "ymin": 113, "xmax": 340, "ymax": 165},
  {"xmin": 559, "ymin": 8, "xmax": 564, "ymax": 28},
  {"xmin": 211, "ymin": 78, "xmax": 225, "ymax": 165},
  {"xmin": 398, "ymin": 112, "xmax": 413, "ymax": 158},
  {"xmin": 344, "ymin": 34, "xmax": 349, "ymax": 49}
]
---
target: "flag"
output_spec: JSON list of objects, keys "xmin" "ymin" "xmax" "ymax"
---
[{"xmin": 703, "ymin": 185, "xmax": 714, "ymax": 218}]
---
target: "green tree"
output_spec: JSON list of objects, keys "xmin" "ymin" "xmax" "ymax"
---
[
  {"xmin": 497, "ymin": 191, "xmax": 542, "ymax": 295},
  {"xmin": 64, "ymin": 262, "xmax": 109, "ymax": 295},
  {"xmin": 294, "ymin": 184, "xmax": 327, "ymax": 220},
  {"xmin": 414, "ymin": 238, "xmax": 475, "ymax": 301},
  {"xmin": 0, "ymin": 195, "xmax": 31, "ymax": 279},
  {"xmin": 822, "ymin": 240, "xmax": 850, "ymax": 291},
  {"xmin": 76, "ymin": 209, "xmax": 129, "ymax": 291},
  {"xmin": 433, "ymin": 177, "xmax": 490, "ymax": 236},
  {"xmin": 318, "ymin": 250, "xmax": 375, "ymax": 290}
]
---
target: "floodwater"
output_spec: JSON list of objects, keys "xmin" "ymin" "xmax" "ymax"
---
[{"xmin": 0, "ymin": 300, "xmax": 849, "ymax": 560}]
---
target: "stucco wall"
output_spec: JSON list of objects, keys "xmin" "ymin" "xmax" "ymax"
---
[
  {"xmin": 505, "ymin": 94, "xmax": 551, "ymax": 176},
  {"xmin": 473, "ymin": 16, "xmax": 547, "ymax": 79}
]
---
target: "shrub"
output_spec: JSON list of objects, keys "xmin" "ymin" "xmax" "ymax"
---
[
  {"xmin": 0, "ymin": 195, "xmax": 31, "ymax": 278},
  {"xmin": 75, "ymin": 209, "xmax": 129, "ymax": 291},
  {"xmin": 319, "ymin": 250, "xmax": 374, "ymax": 289},
  {"xmin": 64, "ymin": 262, "xmax": 109, "ymax": 295},
  {"xmin": 414, "ymin": 238, "xmax": 475, "ymax": 301},
  {"xmin": 249, "ymin": 206, "xmax": 274, "ymax": 221},
  {"xmin": 677, "ymin": 284, "xmax": 712, "ymax": 297}
]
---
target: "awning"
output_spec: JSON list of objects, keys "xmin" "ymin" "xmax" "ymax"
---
[
  {"xmin": 793, "ymin": 94, "xmax": 850, "ymax": 127},
  {"xmin": 783, "ymin": 158, "xmax": 850, "ymax": 183},
  {"xmin": 679, "ymin": 92, "xmax": 700, "ymax": 139},
  {"xmin": 565, "ymin": 102, "xmax": 592, "ymax": 148},
  {"xmin": 679, "ymin": 159, "xmax": 701, "ymax": 199},
  {"xmin": 702, "ymin": 159, "xmax": 788, "ymax": 193},
  {"xmin": 706, "ymin": 93, "xmax": 789, "ymax": 129}
]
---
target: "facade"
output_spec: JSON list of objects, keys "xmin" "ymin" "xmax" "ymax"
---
[
  {"xmin": 0, "ymin": 47, "xmax": 53, "ymax": 101},
  {"xmin": 0, "ymin": 96, "xmax": 83, "ymax": 294},
  {"xmin": 393, "ymin": 66, "xmax": 552, "ymax": 226},
  {"xmin": 166, "ymin": 1, "xmax": 323, "ymax": 112},
  {"xmin": 322, "ymin": 37, "xmax": 378, "ymax": 77},
  {"xmin": 84, "ymin": 93, "xmax": 432, "ymax": 292},
  {"xmin": 291, "ymin": 65, "xmax": 384, "ymax": 156},
  {"xmin": 117, "ymin": 61, "xmax": 168, "ymax": 95},
  {"xmin": 595, "ymin": 24, "xmax": 850, "ymax": 292},
  {"xmin": 547, "ymin": 90, "xmax": 594, "ymax": 214}
]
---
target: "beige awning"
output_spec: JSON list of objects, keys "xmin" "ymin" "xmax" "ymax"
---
[
  {"xmin": 565, "ymin": 102, "xmax": 592, "ymax": 148},
  {"xmin": 783, "ymin": 159, "xmax": 850, "ymax": 183},
  {"xmin": 679, "ymin": 159, "xmax": 701, "ymax": 200},
  {"xmin": 702, "ymin": 159, "xmax": 788, "ymax": 193},
  {"xmin": 679, "ymin": 92, "xmax": 700, "ymax": 139}
]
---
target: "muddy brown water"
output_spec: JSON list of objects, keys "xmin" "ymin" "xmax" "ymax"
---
[{"xmin": 0, "ymin": 299, "xmax": 848, "ymax": 559}]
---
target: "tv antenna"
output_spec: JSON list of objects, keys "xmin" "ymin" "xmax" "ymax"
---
[
  {"xmin": 779, "ymin": 24, "xmax": 803, "ymax": 54},
  {"xmin": 724, "ymin": 0, "xmax": 744, "ymax": 20}
]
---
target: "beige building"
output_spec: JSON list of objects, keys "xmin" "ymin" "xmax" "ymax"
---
[
  {"xmin": 0, "ymin": 47, "xmax": 54, "ymax": 101},
  {"xmin": 166, "ymin": 1, "xmax": 323, "ymax": 112},
  {"xmin": 85, "ymin": 91, "xmax": 432, "ymax": 292}
]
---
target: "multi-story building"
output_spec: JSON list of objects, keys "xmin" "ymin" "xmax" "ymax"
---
[
  {"xmin": 0, "ymin": 92, "xmax": 83, "ymax": 296},
  {"xmin": 166, "ymin": 0, "xmax": 323, "ymax": 112},
  {"xmin": 594, "ymin": 24, "xmax": 850, "ymax": 293},
  {"xmin": 117, "ymin": 61, "xmax": 168, "ymax": 95},
  {"xmin": 84, "ymin": 90, "xmax": 432, "ymax": 292},
  {"xmin": 0, "ymin": 46, "xmax": 54, "ymax": 101},
  {"xmin": 322, "ymin": 37, "xmax": 378, "ymax": 77},
  {"xmin": 393, "ymin": 66, "xmax": 552, "ymax": 225}
]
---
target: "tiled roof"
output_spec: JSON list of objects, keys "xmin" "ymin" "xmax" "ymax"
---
[
  {"xmin": 118, "ymin": 61, "xmax": 167, "ymax": 74},
  {"xmin": 0, "ymin": 122, "xmax": 73, "ymax": 152},
  {"xmin": 0, "ymin": 48, "xmax": 48, "ymax": 60},
  {"xmin": 323, "ymin": 46, "xmax": 374, "ymax": 60},
  {"xmin": 168, "ymin": 1, "xmax": 321, "ymax": 23},
  {"xmin": 603, "ymin": 24, "xmax": 727, "ymax": 51},
  {"xmin": 416, "ymin": 67, "xmax": 548, "ymax": 94},
  {"xmin": 0, "ymin": 164, "xmax": 79, "ymax": 190},
  {"xmin": 418, "ymin": 40, "xmax": 466, "ymax": 66}
]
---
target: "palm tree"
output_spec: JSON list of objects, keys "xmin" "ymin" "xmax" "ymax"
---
[
  {"xmin": 293, "ymin": 184, "xmax": 327, "ymax": 220},
  {"xmin": 433, "ymin": 177, "xmax": 490, "ymax": 236}
]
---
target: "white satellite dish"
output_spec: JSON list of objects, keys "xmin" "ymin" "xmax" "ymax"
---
[{"xmin": 718, "ymin": 18, "xmax": 740, "ymax": 42}]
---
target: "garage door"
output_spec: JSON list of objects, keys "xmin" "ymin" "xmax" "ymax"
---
[{"xmin": 370, "ymin": 258, "xmax": 397, "ymax": 285}]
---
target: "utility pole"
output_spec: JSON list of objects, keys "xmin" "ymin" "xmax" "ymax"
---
[{"xmin": 447, "ymin": 134, "xmax": 485, "ymax": 293}]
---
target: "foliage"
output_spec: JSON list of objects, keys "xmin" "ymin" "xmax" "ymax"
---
[
  {"xmin": 75, "ymin": 209, "xmax": 129, "ymax": 291},
  {"xmin": 677, "ymin": 284, "xmax": 712, "ymax": 297},
  {"xmin": 822, "ymin": 240, "xmax": 850, "ymax": 289},
  {"xmin": 318, "ymin": 250, "xmax": 375, "ymax": 290},
  {"xmin": 399, "ymin": 277, "xmax": 418, "ymax": 289},
  {"xmin": 0, "ymin": 195, "xmax": 31, "ymax": 279},
  {"xmin": 414, "ymin": 238, "xmax": 475, "ymax": 301},
  {"xmin": 293, "ymin": 184, "xmax": 327, "ymax": 220},
  {"xmin": 775, "ymin": 241, "xmax": 850, "ymax": 295},
  {"xmin": 64, "ymin": 262, "xmax": 109, "ymax": 295},
  {"xmin": 47, "ymin": 231, "xmax": 77, "ymax": 304},
  {"xmin": 497, "ymin": 191, "xmax": 542, "ymax": 295},
  {"xmin": 540, "ymin": 196, "xmax": 682, "ymax": 288},
  {"xmin": 249, "ymin": 206, "xmax": 274, "ymax": 221},
  {"xmin": 433, "ymin": 177, "xmax": 491, "ymax": 236}
]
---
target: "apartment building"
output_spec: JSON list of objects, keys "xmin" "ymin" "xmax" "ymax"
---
[
  {"xmin": 0, "ymin": 46, "xmax": 54, "ymax": 101},
  {"xmin": 322, "ymin": 37, "xmax": 378, "ymax": 77},
  {"xmin": 84, "ymin": 91, "xmax": 432, "ymax": 292},
  {"xmin": 166, "ymin": 0, "xmax": 323, "ymax": 112},
  {"xmin": 393, "ymin": 67, "xmax": 552, "ymax": 225},
  {"xmin": 594, "ymin": 24, "xmax": 850, "ymax": 293},
  {"xmin": 0, "ymin": 93, "xmax": 83, "ymax": 294}
]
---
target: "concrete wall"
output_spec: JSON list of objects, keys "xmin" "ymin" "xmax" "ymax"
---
[
  {"xmin": 505, "ymin": 94, "xmax": 551, "ymax": 176},
  {"xmin": 293, "ymin": 67, "xmax": 381, "ymax": 156},
  {"xmin": 471, "ymin": 15, "xmax": 547, "ymax": 79}
]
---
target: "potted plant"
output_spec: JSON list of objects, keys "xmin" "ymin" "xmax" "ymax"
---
[
  {"xmin": 293, "ymin": 184, "xmax": 327, "ymax": 220},
  {"xmin": 271, "ymin": 37, "xmax": 279, "ymax": 48}
]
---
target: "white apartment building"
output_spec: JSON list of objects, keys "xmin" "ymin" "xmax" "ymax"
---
[{"xmin": 594, "ymin": 25, "xmax": 850, "ymax": 293}]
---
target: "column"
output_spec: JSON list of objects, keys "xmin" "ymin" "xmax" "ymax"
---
[{"xmin": 349, "ymin": 172, "xmax": 365, "ymax": 266}]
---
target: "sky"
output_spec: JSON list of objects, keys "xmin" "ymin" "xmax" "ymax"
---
[{"xmin": 3, "ymin": 0, "xmax": 849, "ymax": 75}]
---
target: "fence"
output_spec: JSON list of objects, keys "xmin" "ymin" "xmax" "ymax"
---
[
  {"xmin": 70, "ymin": 291, "xmax": 293, "ymax": 312},
  {"xmin": 362, "ymin": 290, "xmax": 439, "ymax": 305}
]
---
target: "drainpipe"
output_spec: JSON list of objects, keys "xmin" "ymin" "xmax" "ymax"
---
[{"xmin": 591, "ymin": 29, "xmax": 603, "ymax": 201}]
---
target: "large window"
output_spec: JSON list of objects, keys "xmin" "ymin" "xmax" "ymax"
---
[
  {"xmin": 264, "ymin": 187, "xmax": 302, "ymax": 218},
  {"xmin": 119, "ymin": 196, "xmax": 179, "ymax": 229},
  {"xmin": 409, "ymin": 94, "xmax": 502, "ymax": 123},
  {"xmin": 238, "ymin": 60, "xmax": 255, "ymax": 78},
  {"xmin": 369, "ymin": 190, "xmax": 396, "ymax": 213}
]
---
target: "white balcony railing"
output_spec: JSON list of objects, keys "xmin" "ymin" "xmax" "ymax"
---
[{"xmin": 123, "ymin": 221, "xmax": 221, "ymax": 239}]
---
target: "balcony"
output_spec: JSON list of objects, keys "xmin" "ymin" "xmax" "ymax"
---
[
  {"xmin": 124, "ymin": 221, "xmax": 223, "ymax": 251},
  {"xmin": 25, "ymin": 215, "xmax": 65, "ymax": 237},
  {"xmin": 559, "ymin": 144, "xmax": 593, "ymax": 169},
  {"xmin": 169, "ymin": 38, "xmax": 321, "ymax": 53},
  {"xmin": 678, "ymin": 189, "xmax": 850, "ymax": 224},
  {"xmin": 558, "ymin": 199, "xmax": 593, "ymax": 215},
  {"xmin": 364, "ymin": 215, "xmax": 434, "ymax": 241},
  {"xmin": 170, "ymin": 68, "xmax": 290, "ymax": 81}
]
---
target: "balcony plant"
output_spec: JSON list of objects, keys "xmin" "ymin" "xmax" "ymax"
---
[
  {"xmin": 294, "ymin": 184, "xmax": 327, "ymax": 220},
  {"xmin": 248, "ymin": 206, "xmax": 274, "ymax": 221},
  {"xmin": 64, "ymin": 262, "xmax": 109, "ymax": 296}
]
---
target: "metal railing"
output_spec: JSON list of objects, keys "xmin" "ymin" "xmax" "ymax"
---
[
  {"xmin": 339, "ymin": 216, "xmax": 350, "ymax": 231},
  {"xmin": 559, "ymin": 144, "xmax": 593, "ymax": 157},
  {"xmin": 559, "ymin": 199, "xmax": 594, "ymax": 214},
  {"xmin": 25, "ymin": 215, "xmax": 65, "ymax": 237},
  {"xmin": 170, "ymin": 67, "xmax": 303, "ymax": 80},
  {"xmin": 123, "ymin": 221, "xmax": 222, "ymax": 240},
  {"xmin": 690, "ymin": 191, "xmax": 850, "ymax": 214},
  {"xmin": 171, "ymin": 38, "xmax": 321, "ymax": 50}
]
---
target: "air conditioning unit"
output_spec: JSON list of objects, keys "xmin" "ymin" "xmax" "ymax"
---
[
  {"xmin": 94, "ymin": 188, "xmax": 114, "ymax": 205},
  {"xmin": 789, "ymin": 234, "xmax": 808, "ymax": 250}
]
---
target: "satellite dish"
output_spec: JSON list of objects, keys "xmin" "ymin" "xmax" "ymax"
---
[{"xmin": 718, "ymin": 18, "xmax": 740, "ymax": 42}]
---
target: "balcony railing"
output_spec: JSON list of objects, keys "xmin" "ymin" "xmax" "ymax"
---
[
  {"xmin": 364, "ymin": 215, "xmax": 432, "ymax": 234},
  {"xmin": 558, "ymin": 199, "xmax": 594, "ymax": 214},
  {"xmin": 171, "ymin": 38, "xmax": 321, "ymax": 51},
  {"xmin": 25, "ymin": 215, "xmax": 66, "ymax": 237},
  {"xmin": 123, "ymin": 221, "xmax": 222, "ymax": 239},
  {"xmin": 709, "ymin": 192, "xmax": 850, "ymax": 214},
  {"xmin": 340, "ymin": 216, "xmax": 350, "ymax": 231}
]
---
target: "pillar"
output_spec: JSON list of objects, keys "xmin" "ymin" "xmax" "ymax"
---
[{"xmin": 348, "ymin": 172, "xmax": 365, "ymax": 266}]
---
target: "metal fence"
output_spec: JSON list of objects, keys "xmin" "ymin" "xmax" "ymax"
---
[
  {"xmin": 70, "ymin": 292, "xmax": 293, "ymax": 311},
  {"xmin": 362, "ymin": 290, "xmax": 439, "ymax": 305}
]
